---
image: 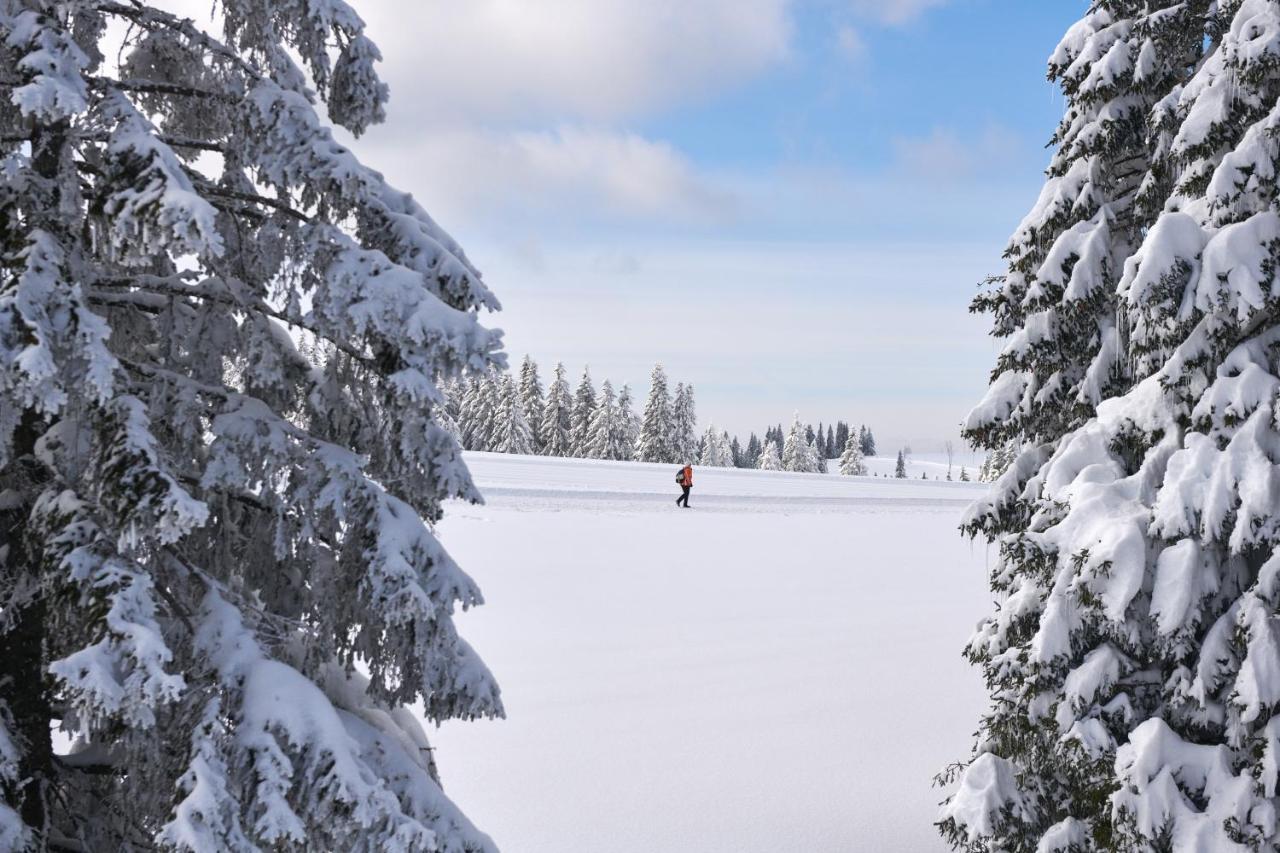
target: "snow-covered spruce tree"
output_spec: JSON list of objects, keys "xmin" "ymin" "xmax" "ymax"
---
[
  {"xmin": 517, "ymin": 354, "xmax": 544, "ymax": 452},
  {"xmin": 781, "ymin": 414, "xmax": 818, "ymax": 473},
  {"xmin": 812, "ymin": 438, "xmax": 828, "ymax": 474},
  {"xmin": 936, "ymin": 3, "xmax": 1280, "ymax": 851},
  {"xmin": 756, "ymin": 440, "xmax": 782, "ymax": 471},
  {"xmin": 585, "ymin": 379, "xmax": 626, "ymax": 461},
  {"xmin": 568, "ymin": 365, "xmax": 595, "ymax": 458},
  {"xmin": 493, "ymin": 374, "xmax": 533, "ymax": 455},
  {"xmin": 0, "ymin": 1, "xmax": 507, "ymax": 850},
  {"xmin": 743, "ymin": 433, "xmax": 762, "ymax": 468},
  {"xmin": 894, "ymin": 450, "xmax": 907, "ymax": 478},
  {"xmin": 455, "ymin": 376, "xmax": 482, "ymax": 449},
  {"xmin": 838, "ymin": 435, "xmax": 866, "ymax": 476},
  {"xmin": 460, "ymin": 370, "xmax": 502, "ymax": 452},
  {"xmin": 859, "ymin": 425, "xmax": 876, "ymax": 457},
  {"xmin": 671, "ymin": 381, "xmax": 697, "ymax": 463},
  {"xmin": 697, "ymin": 424, "xmax": 732, "ymax": 467},
  {"xmin": 616, "ymin": 383, "xmax": 641, "ymax": 455},
  {"xmin": 539, "ymin": 361, "xmax": 572, "ymax": 457},
  {"xmin": 636, "ymin": 364, "xmax": 674, "ymax": 462}
]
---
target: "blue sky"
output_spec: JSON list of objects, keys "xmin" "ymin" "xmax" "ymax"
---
[{"xmin": 345, "ymin": 0, "xmax": 1083, "ymax": 452}]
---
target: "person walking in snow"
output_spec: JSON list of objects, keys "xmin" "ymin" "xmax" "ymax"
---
[{"xmin": 676, "ymin": 462, "xmax": 693, "ymax": 508}]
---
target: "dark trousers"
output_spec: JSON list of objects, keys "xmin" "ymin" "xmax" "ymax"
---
[{"xmin": 676, "ymin": 485, "xmax": 691, "ymax": 507}]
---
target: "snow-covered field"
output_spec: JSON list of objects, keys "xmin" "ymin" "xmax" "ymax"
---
[{"xmin": 429, "ymin": 453, "xmax": 991, "ymax": 852}]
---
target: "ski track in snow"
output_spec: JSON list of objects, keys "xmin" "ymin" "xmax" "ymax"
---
[
  {"xmin": 429, "ymin": 452, "xmax": 991, "ymax": 853},
  {"xmin": 462, "ymin": 452, "xmax": 983, "ymax": 515}
]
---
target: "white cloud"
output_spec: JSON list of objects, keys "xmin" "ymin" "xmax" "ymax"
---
[
  {"xmin": 849, "ymin": 0, "xmax": 950, "ymax": 26},
  {"xmin": 835, "ymin": 25, "xmax": 867, "ymax": 62},
  {"xmin": 359, "ymin": 125, "xmax": 737, "ymax": 229},
  {"xmin": 891, "ymin": 125, "xmax": 1023, "ymax": 181},
  {"xmin": 356, "ymin": 0, "xmax": 793, "ymax": 123}
]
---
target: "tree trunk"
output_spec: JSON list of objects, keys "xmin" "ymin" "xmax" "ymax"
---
[
  {"xmin": 0, "ymin": 115, "xmax": 71, "ymax": 847},
  {"xmin": 0, "ymin": 412, "xmax": 54, "ymax": 844}
]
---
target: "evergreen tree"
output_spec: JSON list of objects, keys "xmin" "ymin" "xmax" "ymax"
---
[
  {"xmin": 540, "ymin": 362, "xmax": 572, "ymax": 457},
  {"xmin": 458, "ymin": 377, "xmax": 484, "ymax": 450},
  {"xmin": 730, "ymin": 435, "xmax": 743, "ymax": 467},
  {"xmin": 494, "ymin": 374, "xmax": 534, "ymax": 455},
  {"xmin": 825, "ymin": 425, "xmax": 836, "ymax": 458},
  {"xmin": 475, "ymin": 370, "xmax": 502, "ymax": 451},
  {"xmin": 812, "ymin": 439, "xmax": 828, "ymax": 474},
  {"xmin": 586, "ymin": 380, "xmax": 629, "ymax": 461},
  {"xmin": 838, "ymin": 435, "xmax": 867, "ymax": 476},
  {"xmin": 698, "ymin": 424, "xmax": 733, "ymax": 467},
  {"xmin": 894, "ymin": 450, "xmax": 907, "ymax": 479},
  {"xmin": 782, "ymin": 414, "xmax": 819, "ymax": 473},
  {"xmin": 671, "ymin": 382, "xmax": 698, "ymax": 463},
  {"xmin": 860, "ymin": 425, "xmax": 877, "ymax": 457},
  {"xmin": 959, "ymin": 467, "xmax": 970, "ymax": 482},
  {"xmin": 518, "ymin": 354, "xmax": 545, "ymax": 452},
  {"xmin": 940, "ymin": 4, "xmax": 1257, "ymax": 851},
  {"xmin": 835, "ymin": 421, "xmax": 850, "ymax": 457},
  {"xmin": 435, "ymin": 381, "xmax": 463, "ymax": 443},
  {"xmin": 744, "ymin": 433, "xmax": 763, "ymax": 468},
  {"xmin": 756, "ymin": 440, "xmax": 782, "ymax": 471},
  {"xmin": 636, "ymin": 364, "xmax": 674, "ymax": 462},
  {"xmin": 0, "ymin": 2, "xmax": 504, "ymax": 846},
  {"xmin": 617, "ymin": 383, "xmax": 641, "ymax": 455},
  {"xmin": 568, "ymin": 366, "xmax": 596, "ymax": 458}
]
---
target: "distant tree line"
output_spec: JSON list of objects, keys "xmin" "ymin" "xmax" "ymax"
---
[{"xmin": 445, "ymin": 357, "xmax": 882, "ymax": 476}]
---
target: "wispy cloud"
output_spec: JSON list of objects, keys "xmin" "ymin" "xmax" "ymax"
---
[
  {"xmin": 835, "ymin": 25, "xmax": 867, "ymax": 62},
  {"xmin": 360, "ymin": 125, "xmax": 739, "ymax": 230},
  {"xmin": 849, "ymin": 0, "xmax": 951, "ymax": 26},
  {"xmin": 891, "ymin": 125, "xmax": 1025, "ymax": 181},
  {"xmin": 356, "ymin": 0, "xmax": 793, "ymax": 124}
]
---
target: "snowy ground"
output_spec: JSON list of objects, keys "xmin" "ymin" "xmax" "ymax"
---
[{"xmin": 428, "ymin": 453, "xmax": 991, "ymax": 852}]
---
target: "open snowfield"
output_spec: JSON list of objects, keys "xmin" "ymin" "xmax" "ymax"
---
[{"xmin": 428, "ymin": 453, "xmax": 992, "ymax": 852}]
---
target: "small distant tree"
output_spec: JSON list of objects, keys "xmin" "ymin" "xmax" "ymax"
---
[
  {"xmin": 782, "ymin": 414, "xmax": 819, "ymax": 473},
  {"xmin": 519, "ymin": 355, "xmax": 546, "ymax": 451},
  {"xmin": 494, "ymin": 374, "xmax": 534, "ymax": 455},
  {"xmin": 839, "ymin": 435, "xmax": 867, "ymax": 476},
  {"xmin": 671, "ymin": 382, "xmax": 698, "ymax": 463},
  {"xmin": 860, "ymin": 425, "xmax": 877, "ymax": 457},
  {"xmin": 699, "ymin": 424, "xmax": 734, "ymax": 467},
  {"xmin": 959, "ymin": 466, "xmax": 970, "ymax": 482},
  {"xmin": 812, "ymin": 439, "xmax": 828, "ymax": 474},
  {"xmin": 617, "ymin": 383, "xmax": 641, "ymax": 453},
  {"xmin": 636, "ymin": 364, "xmax": 675, "ymax": 462},
  {"xmin": 757, "ymin": 440, "xmax": 783, "ymax": 471},
  {"xmin": 569, "ymin": 366, "xmax": 597, "ymax": 457},
  {"xmin": 586, "ymin": 380, "xmax": 628, "ymax": 461},
  {"xmin": 540, "ymin": 363, "xmax": 573, "ymax": 457},
  {"xmin": 894, "ymin": 450, "xmax": 907, "ymax": 479}
]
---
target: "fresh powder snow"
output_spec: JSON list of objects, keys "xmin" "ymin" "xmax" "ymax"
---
[{"xmin": 427, "ymin": 452, "xmax": 989, "ymax": 853}]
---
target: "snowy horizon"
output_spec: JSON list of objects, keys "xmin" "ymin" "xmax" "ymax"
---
[{"xmin": 319, "ymin": 1, "xmax": 1082, "ymax": 453}]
